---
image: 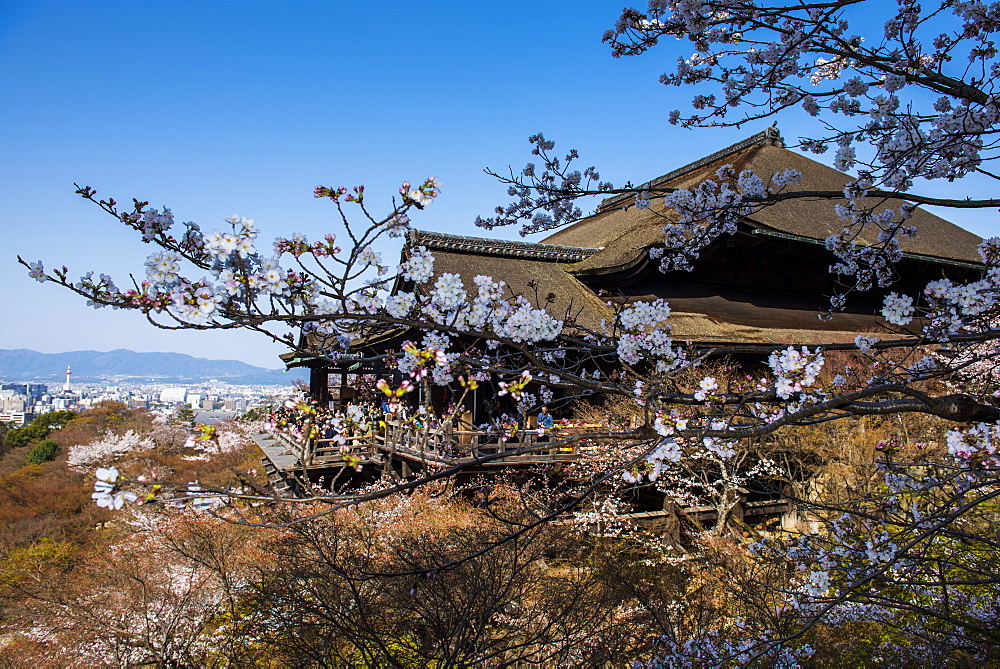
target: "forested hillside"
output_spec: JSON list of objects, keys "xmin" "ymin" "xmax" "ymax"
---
[{"xmin": 2, "ymin": 398, "xmax": 992, "ymax": 665}]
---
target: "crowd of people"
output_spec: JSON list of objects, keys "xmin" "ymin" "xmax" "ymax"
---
[
  {"xmin": 264, "ymin": 392, "xmax": 569, "ymax": 449},
  {"xmin": 265, "ymin": 398, "xmax": 376, "ymax": 441}
]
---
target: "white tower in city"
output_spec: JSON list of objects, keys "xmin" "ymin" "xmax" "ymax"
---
[{"xmin": 63, "ymin": 366, "xmax": 72, "ymax": 393}]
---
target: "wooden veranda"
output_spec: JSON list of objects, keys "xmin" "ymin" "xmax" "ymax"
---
[
  {"xmin": 252, "ymin": 420, "xmax": 798, "ymax": 537},
  {"xmin": 253, "ymin": 420, "xmax": 603, "ymax": 491}
]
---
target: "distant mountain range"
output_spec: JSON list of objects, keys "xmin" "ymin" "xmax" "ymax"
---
[{"xmin": 0, "ymin": 349, "xmax": 306, "ymax": 385}]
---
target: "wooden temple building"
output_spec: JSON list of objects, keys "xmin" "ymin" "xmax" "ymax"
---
[
  {"xmin": 287, "ymin": 127, "xmax": 982, "ymax": 405},
  {"xmin": 422, "ymin": 128, "xmax": 980, "ymax": 348},
  {"xmin": 260, "ymin": 128, "xmax": 984, "ymax": 528}
]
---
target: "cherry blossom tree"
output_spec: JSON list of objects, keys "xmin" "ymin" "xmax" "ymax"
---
[
  {"xmin": 17, "ymin": 0, "xmax": 1000, "ymax": 662},
  {"xmin": 594, "ymin": 1, "xmax": 1000, "ymax": 662}
]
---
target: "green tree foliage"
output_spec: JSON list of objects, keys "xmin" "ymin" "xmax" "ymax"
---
[
  {"xmin": 175, "ymin": 407, "xmax": 195, "ymax": 427},
  {"xmin": 0, "ymin": 538, "xmax": 76, "ymax": 627},
  {"xmin": 4, "ymin": 411, "xmax": 77, "ymax": 451},
  {"xmin": 5, "ymin": 425, "xmax": 40, "ymax": 451},
  {"xmin": 31, "ymin": 411, "xmax": 77, "ymax": 432},
  {"xmin": 25, "ymin": 439, "xmax": 59, "ymax": 465},
  {"xmin": 239, "ymin": 406, "xmax": 268, "ymax": 422}
]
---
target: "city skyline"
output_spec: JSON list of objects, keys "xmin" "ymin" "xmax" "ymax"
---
[
  {"xmin": 3, "ymin": 0, "xmax": 993, "ymax": 369},
  {"xmin": 0, "ymin": 374, "xmax": 296, "ymax": 426}
]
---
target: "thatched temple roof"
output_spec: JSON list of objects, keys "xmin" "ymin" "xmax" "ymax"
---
[
  {"xmin": 543, "ymin": 127, "xmax": 983, "ymax": 275},
  {"xmin": 401, "ymin": 128, "xmax": 983, "ymax": 348},
  {"xmin": 406, "ymin": 229, "xmax": 875, "ymax": 346}
]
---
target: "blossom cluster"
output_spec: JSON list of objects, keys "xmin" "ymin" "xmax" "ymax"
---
[
  {"xmin": 402, "ymin": 269, "xmax": 564, "ymax": 346},
  {"xmin": 946, "ymin": 422, "xmax": 999, "ymax": 465},
  {"xmin": 68, "ymin": 429, "xmax": 155, "ymax": 470},
  {"xmin": 768, "ymin": 346, "xmax": 824, "ymax": 399},
  {"xmin": 922, "ymin": 273, "xmax": 998, "ymax": 339},
  {"xmin": 92, "ymin": 467, "xmax": 137, "ymax": 510},
  {"xmin": 616, "ymin": 299, "xmax": 684, "ymax": 371},
  {"xmin": 641, "ymin": 629, "xmax": 815, "ymax": 668},
  {"xmin": 651, "ymin": 164, "xmax": 803, "ymax": 272},
  {"xmin": 401, "ymin": 176, "xmax": 442, "ymax": 207},
  {"xmin": 881, "ymin": 292, "xmax": 914, "ymax": 325},
  {"xmin": 474, "ymin": 133, "xmax": 612, "ymax": 235}
]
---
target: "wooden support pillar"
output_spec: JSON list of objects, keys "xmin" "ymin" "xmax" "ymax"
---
[
  {"xmin": 662, "ymin": 500, "xmax": 681, "ymax": 546},
  {"xmin": 727, "ymin": 487, "xmax": 748, "ymax": 536},
  {"xmin": 340, "ymin": 370, "xmax": 348, "ymax": 411},
  {"xmin": 780, "ymin": 482, "xmax": 801, "ymax": 532},
  {"xmin": 310, "ymin": 364, "xmax": 329, "ymax": 405},
  {"xmin": 459, "ymin": 412, "xmax": 473, "ymax": 446},
  {"xmin": 731, "ymin": 499, "xmax": 745, "ymax": 526}
]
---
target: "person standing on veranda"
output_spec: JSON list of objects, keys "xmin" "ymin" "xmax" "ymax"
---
[{"xmin": 537, "ymin": 406, "xmax": 554, "ymax": 441}]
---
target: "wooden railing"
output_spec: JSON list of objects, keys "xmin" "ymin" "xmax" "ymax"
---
[
  {"xmin": 270, "ymin": 419, "xmax": 603, "ymax": 469},
  {"xmin": 271, "ymin": 432, "xmax": 308, "ymax": 459},
  {"xmin": 375, "ymin": 420, "xmax": 600, "ymax": 464}
]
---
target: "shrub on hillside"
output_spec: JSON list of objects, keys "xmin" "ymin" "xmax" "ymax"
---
[{"xmin": 25, "ymin": 439, "xmax": 59, "ymax": 465}]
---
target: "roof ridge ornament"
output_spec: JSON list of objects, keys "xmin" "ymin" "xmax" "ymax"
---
[{"xmin": 763, "ymin": 123, "xmax": 783, "ymax": 146}]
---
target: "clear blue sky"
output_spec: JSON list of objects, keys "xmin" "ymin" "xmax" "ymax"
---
[{"xmin": 2, "ymin": 0, "xmax": 993, "ymax": 369}]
